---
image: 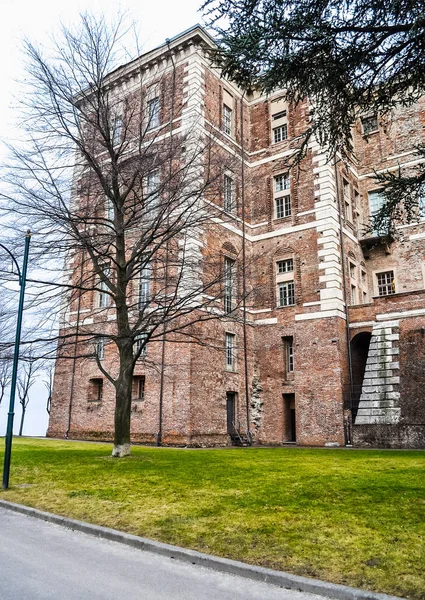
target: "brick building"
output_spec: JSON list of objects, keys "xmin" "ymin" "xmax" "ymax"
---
[{"xmin": 48, "ymin": 25, "xmax": 425, "ymax": 448}]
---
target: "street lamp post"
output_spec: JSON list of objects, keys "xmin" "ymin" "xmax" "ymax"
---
[{"xmin": 1, "ymin": 230, "xmax": 31, "ymax": 490}]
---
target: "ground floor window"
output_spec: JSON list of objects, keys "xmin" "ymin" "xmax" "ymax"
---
[{"xmin": 88, "ymin": 378, "xmax": 103, "ymax": 402}]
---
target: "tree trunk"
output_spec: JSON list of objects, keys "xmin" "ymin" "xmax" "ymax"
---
[
  {"xmin": 112, "ymin": 343, "xmax": 134, "ymax": 457},
  {"xmin": 19, "ymin": 406, "xmax": 26, "ymax": 436}
]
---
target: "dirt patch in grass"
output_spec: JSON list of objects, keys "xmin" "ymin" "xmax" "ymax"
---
[{"xmin": 1, "ymin": 438, "xmax": 424, "ymax": 599}]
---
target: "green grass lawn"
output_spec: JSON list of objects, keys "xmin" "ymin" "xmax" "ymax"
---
[{"xmin": 0, "ymin": 439, "xmax": 424, "ymax": 599}]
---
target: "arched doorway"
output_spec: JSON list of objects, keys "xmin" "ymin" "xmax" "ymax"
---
[{"xmin": 350, "ymin": 331, "xmax": 372, "ymax": 421}]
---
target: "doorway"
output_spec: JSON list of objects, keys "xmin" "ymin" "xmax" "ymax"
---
[
  {"xmin": 226, "ymin": 392, "xmax": 236, "ymax": 435},
  {"xmin": 283, "ymin": 393, "xmax": 296, "ymax": 442}
]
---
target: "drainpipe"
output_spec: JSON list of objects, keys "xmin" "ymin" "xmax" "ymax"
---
[
  {"xmin": 334, "ymin": 156, "xmax": 354, "ymax": 446},
  {"xmin": 240, "ymin": 93, "xmax": 252, "ymax": 445}
]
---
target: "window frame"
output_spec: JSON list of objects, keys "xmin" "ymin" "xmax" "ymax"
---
[
  {"xmin": 134, "ymin": 333, "xmax": 148, "ymax": 357},
  {"xmin": 361, "ymin": 114, "xmax": 379, "ymax": 136},
  {"xmin": 133, "ymin": 375, "xmax": 146, "ymax": 401},
  {"xmin": 225, "ymin": 332, "xmax": 236, "ymax": 371},
  {"xmin": 277, "ymin": 258, "xmax": 294, "ymax": 274},
  {"xmin": 222, "ymin": 103, "xmax": 233, "ymax": 136},
  {"xmin": 274, "ymin": 173, "xmax": 291, "ymax": 220},
  {"xmin": 278, "ymin": 281, "xmax": 295, "ymax": 307},
  {"xmin": 97, "ymin": 265, "xmax": 111, "ymax": 308},
  {"xmin": 283, "ymin": 336, "xmax": 294, "ymax": 375},
  {"xmin": 88, "ymin": 378, "xmax": 103, "ymax": 402},
  {"xmin": 147, "ymin": 96, "xmax": 160, "ymax": 130},
  {"xmin": 375, "ymin": 270, "xmax": 396, "ymax": 297},
  {"xmin": 223, "ymin": 173, "xmax": 235, "ymax": 213},
  {"xmin": 95, "ymin": 337, "xmax": 105, "ymax": 360},
  {"xmin": 139, "ymin": 262, "xmax": 151, "ymax": 310},
  {"xmin": 273, "ymin": 123, "xmax": 288, "ymax": 144},
  {"xmin": 223, "ymin": 256, "xmax": 236, "ymax": 314}
]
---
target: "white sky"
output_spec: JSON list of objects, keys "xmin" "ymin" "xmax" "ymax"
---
[{"xmin": 0, "ymin": 0, "xmax": 204, "ymax": 437}]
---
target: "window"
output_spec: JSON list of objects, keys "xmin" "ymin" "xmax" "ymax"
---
[
  {"xmin": 279, "ymin": 281, "xmax": 295, "ymax": 307},
  {"xmin": 147, "ymin": 97, "xmax": 160, "ymax": 130},
  {"xmin": 98, "ymin": 265, "xmax": 110, "ymax": 308},
  {"xmin": 368, "ymin": 190, "xmax": 387, "ymax": 235},
  {"xmin": 95, "ymin": 337, "xmax": 105, "ymax": 360},
  {"xmin": 276, "ymin": 196, "xmax": 292, "ymax": 219},
  {"xmin": 419, "ymin": 192, "xmax": 425, "ymax": 219},
  {"xmin": 223, "ymin": 174, "xmax": 234, "ymax": 213},
  {"xmin": 275, "ymin": 174, "xmax": 290, "ymax": 192},
  {"xmin": 283, "ymin": 336, "xmax": 294, "ymax": 374},
  {"xmin": 223, "ymin": 104, "xmax": 233, "ymax": 136},
  {"xmin": 277, "ymin": 259, "xmax": 294, "ymax": 274},
  {"xmin": 353, "ymin": 189, "xmax": 363, "ymax": 235},
  {"xmin": 225, "ymin": 333, "xmax": 236, "ymax": 371},
  {"xmin": 111, "ymin": 116, "xmax": 122, "ymax": 147},
  {"xmin": 139, "ymin": 263, "xmax": 151, "ymax": 309},
  {"xmin": 134, "ymin": 333, "xmax": 147, "ymax": 357},
  {"xmin": 273, "ymin": 124, "xmax": 288, "ymax": 143},
  {"xmin": 145, "ymin": 170, "xmax": 159, "ymax": 216},
  {"xmin": 88, "ymin": 378, "xmax": 103, "ymax": 402},
  {"xmin": 271, "ymin": 99, "xmax": 288, "ymax": 144},
  {"xmin": 107, "ymin": 197, "xmax": 114, "ymax": 222},
  {"xmin": 133, "ymin": 376, "xmax": 145, "ymax": 401},
  {"xmin": 224, "ymin": 257, "xmax": 235, "ymax": 313},
  {"xmin": 343, "ymin": 179, "xmax": 352, "ymax": 221},
  {"xmin": 274, "ymin": 173, "xmax": 291, "ymax": 219},
  {"xmin": 351, "ymin": 284, "xmax": 358, "ymax": 305},
  {"xmin": 361, "ymin": 115, "xmax": 378, "ymax": 135},
  {"xmin": 349, "ymin": 262, "xmax": 356, "ymax": 279},
  {"xmin": 376, "ymin": 271, "xmax": 396, "ymax": 296}
]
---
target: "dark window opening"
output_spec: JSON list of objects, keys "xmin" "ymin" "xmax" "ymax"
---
[{"xmin": 88, "ymin": 378, "xmax": 103, "ymax": 402}]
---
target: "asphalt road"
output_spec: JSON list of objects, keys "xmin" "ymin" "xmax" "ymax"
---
[{"xmin": 0, "ymin": 507, "xmax": 330, "ymax": 600}]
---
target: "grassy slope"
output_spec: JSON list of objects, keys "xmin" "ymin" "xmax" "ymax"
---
[{"xmin": 1, "ymin": 438, "xmax": 424, "ymax": 599}]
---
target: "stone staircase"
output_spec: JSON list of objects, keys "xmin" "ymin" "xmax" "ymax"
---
[{"xmin": 355, "ymin": 320, "xmax": 401, "ymax": 425}]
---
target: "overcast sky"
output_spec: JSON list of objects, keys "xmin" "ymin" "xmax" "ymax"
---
[{"xmin": 0, "ymin": 0, "xmax": 204, "ymax": 437}]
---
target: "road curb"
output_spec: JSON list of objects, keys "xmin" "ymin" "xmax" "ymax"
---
[{"xmin": 0, "ymin": 499, "xmax": 403, "ymax": 600}]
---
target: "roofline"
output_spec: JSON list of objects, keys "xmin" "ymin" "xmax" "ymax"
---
[{"xmin": 105, "ymin": 24, "xmax": 217, "ymax": 85}]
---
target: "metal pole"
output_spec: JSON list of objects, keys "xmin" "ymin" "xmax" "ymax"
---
[{"xmin": 2, "ymin": 230, "xmax": 31, "ymax": 490}]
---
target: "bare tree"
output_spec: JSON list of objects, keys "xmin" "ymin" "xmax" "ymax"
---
[
  {"xmin": 0, "ymin": 14, "xmax": 244, "ymax": 456},
  {"xmin": 0, "ymin": 304, "xmax": 13, "ymax": 407},
  {"xmin": 44, "ymin": 363, "xmax": 54, "ymax": 415},
  {"xmin": 0, "ymin": 357, "xmax": 11, "ymax": 407},
  {"xmin": 17, "ymin": 354, "xmax": 41, "ymax": 436}
]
